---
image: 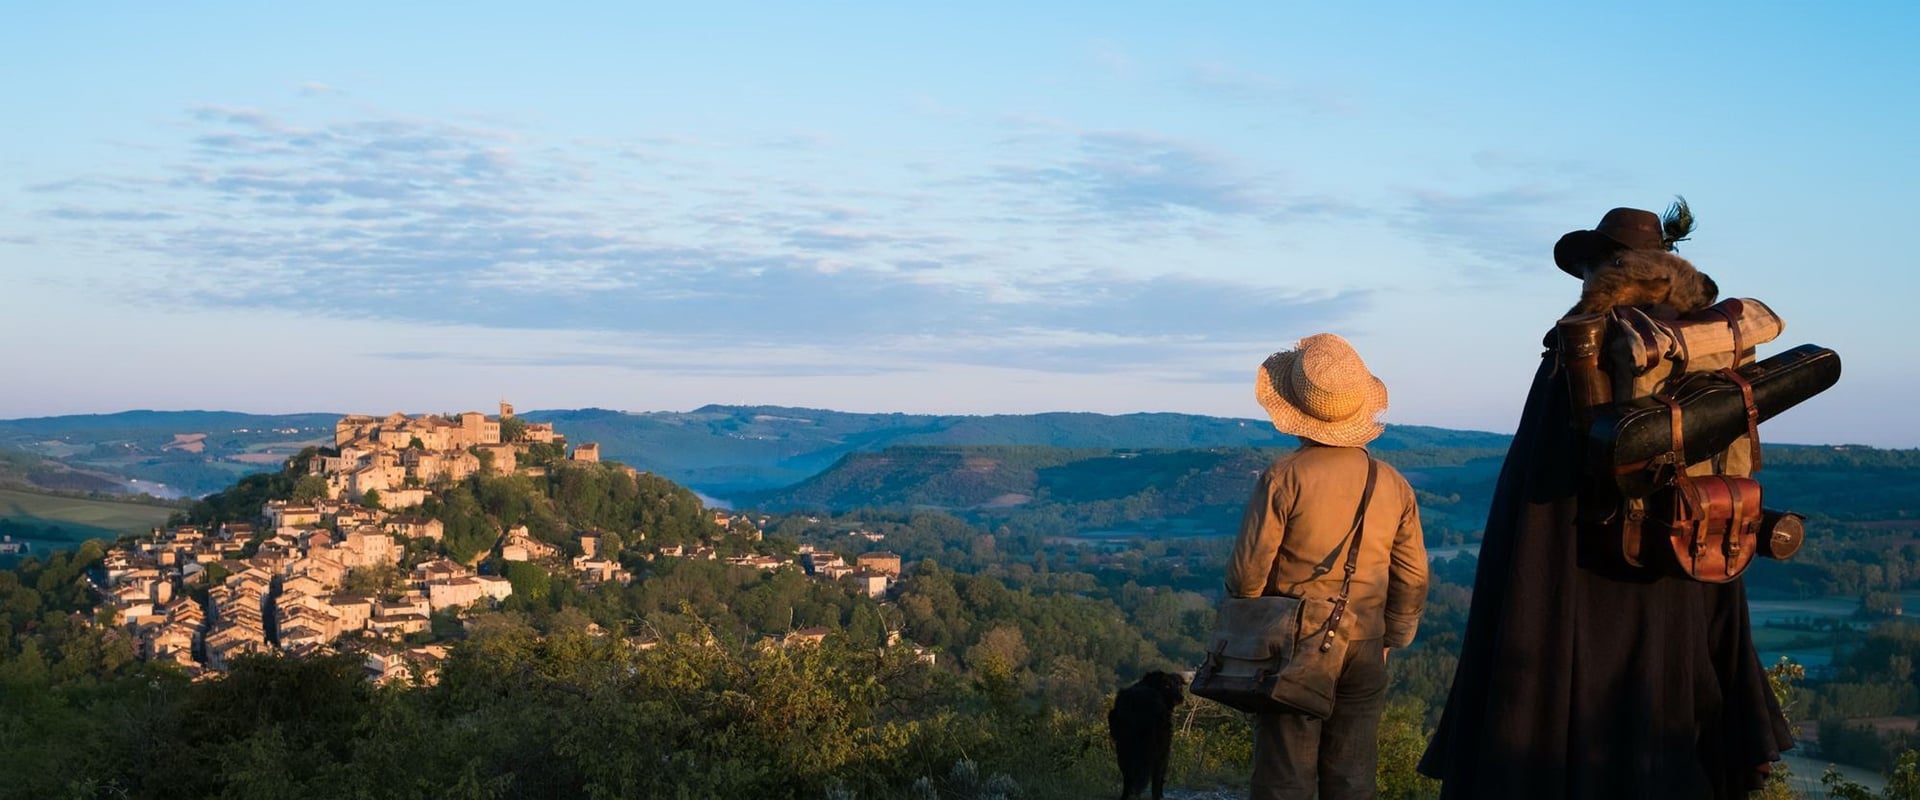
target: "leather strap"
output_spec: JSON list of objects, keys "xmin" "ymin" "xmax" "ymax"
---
[
  {"xmin": 1622, "ymin": 496, "xmax": 1646, "ymax": 567},
  {"xmin": 1715, "ymin": 300, "xmax": 1748, "ymax": 361},
  {"xmin": 1725, "ymin": 478, "xmax": 1748, "ymax": 573},
  {"xmin": 1703, "ymin": 302, "xmax": 1762, "ymax": 473},
  {"xmin": 1658, "ymin": 393, "xmax": 1685, "ymax": 476},
  {"xmin": 1723, "ymin": 367, "xmax": 1762, "ymax": 473},
  {"xmin": 1621, "ymin": 310, "xmax": 1662, "ymax": 375},
  {"xmin": 1320, "ymin": 457, "xmax": 1380, "ymax": 653},
  {"xmin": 1669, "ymin": 319, "xmax": 1692, "ymax": 375}
]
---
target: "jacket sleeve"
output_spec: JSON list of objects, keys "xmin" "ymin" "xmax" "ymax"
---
[
  {"xmin": 1226, "ymin": 466, "xmax": 1287, "ymax": 598},
  {"xmin": 1384, "ymin": 477, "xmax": 1430, "ymax": 648}
]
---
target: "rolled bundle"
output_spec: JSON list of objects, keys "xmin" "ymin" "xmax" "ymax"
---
[
  {"xmin": 1588, "ymin": 344, "xmax": 1842, "ymax": 497},
  {"xmin": 1607, "ymin": 298, "xmax": 1784, "ymax": 388}
]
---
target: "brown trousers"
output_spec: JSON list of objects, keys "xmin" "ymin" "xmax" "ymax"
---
[{"xmin": 1250, "ymin": 637, "xmax": 1389, "ymax": 800}]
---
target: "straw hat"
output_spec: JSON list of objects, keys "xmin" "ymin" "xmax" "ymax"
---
[{"xmin": 1254, "ymin": 333, "xmax": 1388, "ymax": 447}]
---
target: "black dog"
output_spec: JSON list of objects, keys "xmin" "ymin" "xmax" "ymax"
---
[{"xmin": 1107, "ymin": 671, "xmax": 1186, "ymax": 800}]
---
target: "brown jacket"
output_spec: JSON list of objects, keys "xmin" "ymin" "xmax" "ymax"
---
[{"xmin": 1226, "ymin": 444, "xmax": 1429, "ymax": 648}]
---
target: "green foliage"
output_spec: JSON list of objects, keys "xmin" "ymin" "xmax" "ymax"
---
[
  {"xmin": 1169, "ymin": 700, "xmax": 1253, "ymax": 789},
  {"xmin": 1377, "ymin": 697, "xmax": 1441, "ymax": 799},
  {"xmin": 1818, "ymin": 752, "xmax": 1920, "ymax": 800},
  {"xmin": 502, "ymin": 560, "xmax": 551, "ymax": 602},
  {"xmin": 499, "ymin": 416, "xmax": 529, "ymax": 443},
  {"xmin": 524, "ymin": 441, "xmax": 566, "ymax": 468},
  {"xmin": 291, "ymin": 474, "xmax": 329, "ymax": 504},
  {"xmin": 0, "ymin": 616, "xmax": 1130, "ymax": 799},
  {"xmin": 344, "ymin": 564, "xmax": 404, "ymax": 598}
]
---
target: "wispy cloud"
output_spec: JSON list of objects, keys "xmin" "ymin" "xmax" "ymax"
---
[
  {"xmin": 24, "ymin": 104, "xmax": 1366, "ymax": 379},
  {"xmin": 991, "ymin": 129, "xmax": 1280, "ymax": 220},
  {"xmin": 1399, "ymin": 186, "xmax": 1570, "ymax": 268},
  {"xmin": 44, "ymin": 208, "xmax": 180, "ymax": 222}
]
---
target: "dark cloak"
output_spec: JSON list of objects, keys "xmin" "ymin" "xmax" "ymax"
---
[{"xmin": 1417, "ymin": 337, "xmax": 1792, "ymax": 799}]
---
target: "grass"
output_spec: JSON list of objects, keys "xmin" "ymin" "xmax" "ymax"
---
[{"xmin": 0, "ymin": 486, "xmax": 177, "ymax": 541}]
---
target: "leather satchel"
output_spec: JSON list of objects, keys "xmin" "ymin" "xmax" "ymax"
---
[
  {"xmin": 1650, "ymin": 472, "xmax": 1763, "ymax": 583},
  {"xmin": 1190, "ymin": 458, "xmax": 1377, "ymax": 718}
]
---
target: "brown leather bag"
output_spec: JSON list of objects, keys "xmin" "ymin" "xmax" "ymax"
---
[{"xmin": 1651, "ymin": 472, "xmax": 1763, "ymax": 583}]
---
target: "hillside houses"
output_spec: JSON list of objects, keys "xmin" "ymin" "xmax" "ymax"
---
[
  {"xmin": 855, "ymin": 551, "xmax": 902, "ymax": 577},
  {"xmin": 500, "ymin": 526, "xmax": 559, "ymax": 562},
  {"xmin": 77, "ymin": 402, "xmax": 944, "ymax": 685},
  {"xmin": 316, "ymin": 402, "xmax": 589, "ymax": 506},
  {"xmin": 92, "ymin": 492, "xmax": 516, "ymax": 679},
  {"xmin": 386, "ymin": 515, "xmax": 445, "ymax": 541},
  {"xmin": 800, "ymin": 548, "xmax": 854, "ymax": 579}
]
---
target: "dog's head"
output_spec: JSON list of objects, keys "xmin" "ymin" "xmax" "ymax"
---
[{"xmin": 1138, "ymin": 670, "xmax": 1187, "ymax": 710}]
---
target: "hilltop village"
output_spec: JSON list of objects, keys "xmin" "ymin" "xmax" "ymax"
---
[{"xmin": 87, "ymin": 403, "xmax": 907, "ymax": 683}]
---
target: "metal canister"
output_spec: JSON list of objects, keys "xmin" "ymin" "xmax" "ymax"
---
[{"xmin": 1757, "ymin": 509, "xmax": 1805, "ymax": 560}]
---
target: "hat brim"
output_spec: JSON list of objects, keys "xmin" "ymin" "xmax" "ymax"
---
[
  {"xmin": 1553, "ymin": 230, "xmax": 1628, "ymax": 278},
  {"xmin": 1255, "ymin": 350, "xmax": 1389, "ymax": 448}
]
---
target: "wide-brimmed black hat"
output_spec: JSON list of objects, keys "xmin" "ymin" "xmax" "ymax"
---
[{"xmin": 1553, "ymin": 207, "xmax": 1666, "ymax": 277}]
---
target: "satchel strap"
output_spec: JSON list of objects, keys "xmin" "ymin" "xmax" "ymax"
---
[
  {"xmin": 1635, "ymin": 319, "xmax": 1664, "ymax": 375},
  {"xmin": 1319, "ymin": 456, "xmax": 1379, "ymax": 653},
  {"xmin": 1712, "ymin": 300, "xmax": 1748, "ymax": 362},
  {"xmin": 1657, "ymin": 392, "xmax": 1686, "ymax": 486},
  {"xmin": 1722, "ymin": 367, "xmax": 1762, "ymax": 473},
  {"xmin": 1712, "ymin": 302, "xmax": 1761, "ymax": 470},
  {"xmin": 1335, "ymin": 458, "xmax": 1381, "ymax": 597}
]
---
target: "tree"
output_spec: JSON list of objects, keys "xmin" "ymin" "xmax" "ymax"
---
[
  {"xmin": 503, "ymin": 561, "xmax": 552, "ymax": 602},
  {"xmin": 362, "ymin": 489, "xmax": 384, "ymax": 510},
  {"xmin": 1865, "ymin": 591, "xmax": 1904, "ymax": 618},
  {"xmin": 525, "ymin": 442, "xmax": 565, "ymax": 467},
  {"xmin": 344, "ymin": 564, "xmax": 403, "ymax": 598},
  {"xmin": 291, "ymin": 475, "xmax": 329, "ymax": 505},
  {"xmin": 499, "ymin": 416, "xmax": 529, "ymax": 443}
]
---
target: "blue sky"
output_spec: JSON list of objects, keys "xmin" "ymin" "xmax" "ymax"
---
[{"xmin": 1, "ymin": 2, "xmax": 1914, "ymax": 446}]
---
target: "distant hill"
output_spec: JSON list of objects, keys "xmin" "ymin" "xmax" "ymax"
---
[
  {"xmin": 0, "ymin": 410, "xmax": 336, "ymax": 497},
  {"xmin": 741, "ymin": 444, "xmax": 1511, "ymax": 542},
  {"xmin": 0, "ymin": 485, "xmax": 179, "ymax": 560},
  {"xmin": 521, "ymin": 405, "xmax": 1515, "ymax": 497},
  {"xmin": 0, "ymin": 447, "xmax": 124, "ymax": 494},
  {"xmin": 738, "ymin": 439, "xmax": 1920, "ymax": 549}
]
